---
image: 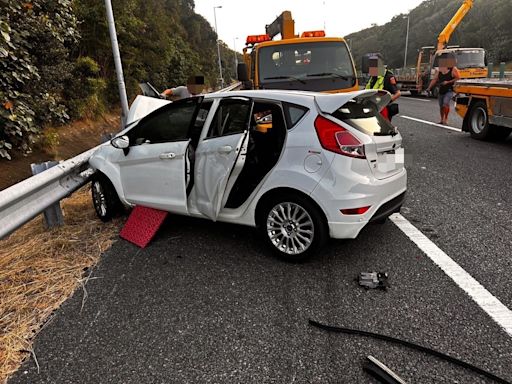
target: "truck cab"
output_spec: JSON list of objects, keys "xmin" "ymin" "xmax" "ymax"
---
[{"xmin": 237, "ymin": 12, "xmax": 359, "ymax": 93}]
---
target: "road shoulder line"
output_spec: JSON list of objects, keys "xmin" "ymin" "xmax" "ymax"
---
[
  {"xmin": 401, "ymin": 97, "xmax": 432, "ymax": 103},
  {"xmin": 390, "ymin": 213, "xmax": 512, "ymax": 338},
  {"xmin": 398, "ymin": 115, "xmax": 462, "ymax": 132}
]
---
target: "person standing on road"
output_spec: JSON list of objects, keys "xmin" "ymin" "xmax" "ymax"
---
[
  {"xmin": 161, "ymin": 75, "xmax": 205, "ymax": 100},
  {"xmin": 366, "ymin": 54, "xmax": 401, "ymax": 121},
  {"xmin": 426, "ymin": 53, "xmax": 460, "ymax": 125}
]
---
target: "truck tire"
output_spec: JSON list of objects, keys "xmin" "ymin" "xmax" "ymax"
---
[
  {"xmin": 410, "ymin": 90, "xmax": 419, "ymax": 97},
  {"xmin": 492, "ymin": 126, "xmax": 512, "ymax": 140},
  {"xmin": 468, "ymin": 101, "xmax": 491, "ymax": 140},
  {"xmin": 431, "ymin": 86, "xmax": 439, "ymax": 99}
]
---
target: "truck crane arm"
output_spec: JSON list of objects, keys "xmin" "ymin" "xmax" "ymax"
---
[
  {"xmin": 437, "ymin": 0, "xmax": 473, "ymax": 51},
  {"xmin": 265, "ymin": 11, "xmax": 296, "ymax": 40}
]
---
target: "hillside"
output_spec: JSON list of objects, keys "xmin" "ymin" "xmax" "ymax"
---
[
  {"xmin": 346, "ymin": 0, "xmax": 512, "ymax": 70},
  {"xmin": 1, "ymin": 0, "xmax": 239, "ymax": 160}
]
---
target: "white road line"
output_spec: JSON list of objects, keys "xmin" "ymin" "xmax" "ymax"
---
[
  {"xmin": 390, "ymin": 213, "xmax": 512, "ymax": 338},
  {"xmin": 401, "ymin": 97, "xmax": 432, "ymax": 103},
  {"xmin": 399, "ymin": 115, "xmax": 462, "ymax": 132}
]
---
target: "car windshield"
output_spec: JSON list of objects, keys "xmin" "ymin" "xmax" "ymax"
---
[
  {"xmin": 332, "ymin": 98, "xmax": 396, "ymax": 136},
  {"xmin": 258, "ymin": 41, "xmax": 355, "ymax": 90}
]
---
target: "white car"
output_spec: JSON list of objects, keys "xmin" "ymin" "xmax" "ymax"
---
[{"xmin": 89, "ymin": 89, "xmax": 406, "ymax": 261}]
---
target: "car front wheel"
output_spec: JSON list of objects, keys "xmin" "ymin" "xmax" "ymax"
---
[
  {"xmin": 260, "ymin": 195, "xmax": 327, "ymax": 262},
  {"xmin": 91, "ymin": 174, "xmax": 122, "ymax": 222}
]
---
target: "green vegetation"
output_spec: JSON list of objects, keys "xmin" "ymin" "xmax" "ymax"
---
[
  {"xmin": 0, "ymin": 0, "xmax": 240, "ymax": 160},
  {"xmin": 346, "ymin": 0, "xmax": 512, "ymax": 70}
]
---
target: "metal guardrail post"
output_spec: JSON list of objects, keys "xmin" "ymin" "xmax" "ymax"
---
[
  {"xmin": 499, "ymin": 62, "xmax": 506, "ymax": 79},
  {"xmin": 487, "ymin": 62, "xmax": 493, "ymax": 78},
  {"xmin": 31, "ymin": 161, "xmax": 64, "ymax": 228}
]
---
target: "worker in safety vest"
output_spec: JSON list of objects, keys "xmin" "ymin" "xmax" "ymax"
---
[{"xmin": 366, "ymin": 54, "xmax": 401, "ymax": 121}]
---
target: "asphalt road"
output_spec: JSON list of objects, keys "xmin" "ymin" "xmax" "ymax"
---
[{"xmin": 9, "ymin": 95, "xmax": 512, "ymax": 384}]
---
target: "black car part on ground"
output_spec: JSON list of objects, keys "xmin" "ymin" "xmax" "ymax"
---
[
  {"xmin": 308, "ymin": 319, "xmax": 511, "ymax": 384},
  {"xmin": 364, "ymin": 355, "xmax": 407, "ymax": 384}
]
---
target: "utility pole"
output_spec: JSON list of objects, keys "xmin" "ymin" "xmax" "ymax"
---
[
  {"xmin": 104, "ymin": 0, "xmax": 129, "ymax": 128},
  {"xmin": 403, "ymin": 15, "xmax": 410, "ymax": 69},
  {"xmin": 213, "ymin": 6, "xmax": 224, "ymax": 89},
  {"xmin": 233, "ymin": 37, "xmax": 238, "ymax": 68}
]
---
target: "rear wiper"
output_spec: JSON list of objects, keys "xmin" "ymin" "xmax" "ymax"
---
[
  {"xmin": 306, "ymin": 72, "xmax": 351, "ymax": 81},
  {"xmin": 264, "ymin": 75, "xmax": 306, "ymax": 84}
]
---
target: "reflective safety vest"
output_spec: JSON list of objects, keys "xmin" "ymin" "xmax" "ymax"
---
[{"xmin": 366, "ymin": 75, "xmax": 384, "ymax": 90}]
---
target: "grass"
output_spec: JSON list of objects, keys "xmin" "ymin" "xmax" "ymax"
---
[{"xmin": 0, "ymin": 187, "xmax": 122, "ymax": 383}]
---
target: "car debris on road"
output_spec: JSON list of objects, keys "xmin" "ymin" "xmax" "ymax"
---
[{"xmin": 358, "ymin": 271, "xmax": 389, "ymax": 290}]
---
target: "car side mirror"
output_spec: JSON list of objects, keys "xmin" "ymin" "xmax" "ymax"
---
[{"xmin": 111, "ymin": 135, "xmax": 129, "ymax": 149}]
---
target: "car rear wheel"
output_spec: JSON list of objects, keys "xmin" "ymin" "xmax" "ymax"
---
[
  {"xmin": 91, "ymin": 174, "xmax": 122, "ymax": 222},
  {"xmin": 259, "ymin": 194, "xmax": 327, "ymax": 262}
]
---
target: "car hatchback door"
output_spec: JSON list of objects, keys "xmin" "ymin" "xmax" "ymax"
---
[
  {"xmin": 115, "ymin": 97, "xmax": 202, "ymax": 213},
  {"xmin": 194, "ymin": 97, "xmax": 252, "ymax": 220}
]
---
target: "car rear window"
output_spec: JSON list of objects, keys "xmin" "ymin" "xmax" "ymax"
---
[{"xmin": 331, "ymin": 99, "xmax": 396, "ymax": 136}]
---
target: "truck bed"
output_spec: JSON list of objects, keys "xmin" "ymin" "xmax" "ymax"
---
[{"xmin": 456, "ymin": 78, "xmax": 512, "ymax": 90}]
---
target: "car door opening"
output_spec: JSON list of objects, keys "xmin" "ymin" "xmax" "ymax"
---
[{"xmin": 224, "ymin": 102, "xmax": 287, "ymax": 209}]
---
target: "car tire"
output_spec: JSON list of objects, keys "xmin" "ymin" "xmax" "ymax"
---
[
  {"xmin": 468, "ymin": 101, "xmax": 491, "ymax": 140},
  {"xmin": 258, "ymin": 194, "xmax": 328, "ymax": 262},
  {"xmin": 91, "ymin": 173, "xmax": 122, "ymax": 222}
]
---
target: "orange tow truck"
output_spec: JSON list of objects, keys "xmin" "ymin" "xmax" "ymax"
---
[
  {"xmin": 454, "ymin": 79, "xmax": 512, "ymax": 140},
  {"xmin": 236, "ymin": 11, "xmax": 358, "ymax": 93},
  {"xmin": 395, "ymin": 0, "xmax": 487, "ymax": 97}
]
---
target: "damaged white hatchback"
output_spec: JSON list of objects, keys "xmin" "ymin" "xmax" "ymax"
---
[{"xmin": 89, "ymin": 89, "xmax": 406, "ymax": 261}]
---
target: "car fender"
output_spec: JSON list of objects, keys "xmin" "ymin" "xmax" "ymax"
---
[
  {"xmin": 241, "ymin": 167, "xmax": 328, "ymax": 225},
  {"xmin": 89, "ymin": 151, "xmax": 129, "ymax": 206}
]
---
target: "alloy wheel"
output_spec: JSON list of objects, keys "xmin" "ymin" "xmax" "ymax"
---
[
  {"xmin": 266, "ymin": 202, "xmax": 315, "ymax": 255},
  {"xmin": 92, "ymin": 181, "xmax": 107, "ymax": 217}
]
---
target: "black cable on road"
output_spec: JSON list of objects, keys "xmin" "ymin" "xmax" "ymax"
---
[{"xmin": 309, "ymin": 319, "xmax": 511, "ymax": 384}]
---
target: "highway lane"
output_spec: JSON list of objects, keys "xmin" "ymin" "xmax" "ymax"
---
[
  {"xmin": 9, "ymin": 97, "xmax": 512, "ymax": 384},
  {"xmin": 396, "ymin": 93, "xmax": 463, "ymax": 129}
]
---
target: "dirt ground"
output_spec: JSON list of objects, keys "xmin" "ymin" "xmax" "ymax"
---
[
  {"xmin": 0, "ymin": 112, "xmax": 121, "ymax": 190},
  {"xmin": 0, "ymin": 111, "xmax": 124, "ymax": 383}
]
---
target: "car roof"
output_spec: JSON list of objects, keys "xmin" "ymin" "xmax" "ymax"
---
[
  {"xmin": 202, "ymin": 89, "xmax": 383, "ymax": 114},
  {"xmin": 203, "ymin": 89, "xmax": 319, "ymax": 104}
]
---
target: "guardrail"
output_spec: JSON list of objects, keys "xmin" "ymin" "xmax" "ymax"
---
[
  {"xmin": 0, "ymin": 82, "xmax": 244, "ymax": 240},
  {"xmin": 491, "ymin": 71, "xmax": 512, "ymax": 79},
  {"xmin": 215, "ymin": 81, "xmax": 243, "ymax": 92},
  {"xmin": 0, "ymin": 146, "xmax": 101, "ymax": 239}
]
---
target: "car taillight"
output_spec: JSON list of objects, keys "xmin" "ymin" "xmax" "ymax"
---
[{"xmin": 314, "ymin": 115, "xmax": 365, "ymax": 159}]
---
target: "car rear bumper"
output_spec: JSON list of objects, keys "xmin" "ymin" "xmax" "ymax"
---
[
  {"xmin": 312, "ymin": 164, "xmax": 407, "ymax": 239},
  {"xmin": 368, "ymin": 191, "xmax": 406, "ymax": 223}
]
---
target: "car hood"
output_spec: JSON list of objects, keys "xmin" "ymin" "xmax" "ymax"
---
[
  {"xmin": 126, "ymin": 95, "xmax": 170, "ymax": 125},
  {"xmin": 314, "ymin": 90, "xmax": 391, "ymax": 114}
]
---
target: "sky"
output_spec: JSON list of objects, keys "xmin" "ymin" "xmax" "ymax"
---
[{"xmin": 194, "ymin": 0, "xmax": 425, "ymax": 53}]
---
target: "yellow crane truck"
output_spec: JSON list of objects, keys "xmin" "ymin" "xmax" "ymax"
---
[
  {"xmin": 395, "ymin": 0, "xmax": 488, "ymax": 97},
  {"xmin": 236, "ymin": 11, "xmax": 359, "ymax": 93},
  {"xmin": 454, "ymin": 79, "xmax": 512, "ymax": 140}
]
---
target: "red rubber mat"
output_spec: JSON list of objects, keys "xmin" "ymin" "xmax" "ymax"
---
[{"xmin": 119, "ymin": 206, "xmax": 168, "ymax": 248}]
